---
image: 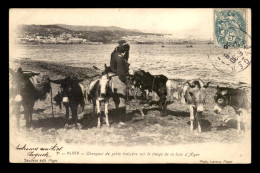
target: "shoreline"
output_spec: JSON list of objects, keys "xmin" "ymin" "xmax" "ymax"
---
[
  {"xmin": 10, "ymin": 59, "xmax": 250, "ymax": 89},
  {"xmin": 14, "ymin": 42, "xmax": 214, "ymax": 46}
]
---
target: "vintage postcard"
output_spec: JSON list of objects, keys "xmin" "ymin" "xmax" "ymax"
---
[{"xmin": 9, "ymin": 8, "xmax": 251, "ymax": 164}]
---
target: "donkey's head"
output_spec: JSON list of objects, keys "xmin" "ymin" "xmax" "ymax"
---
[
  {"xmin": 186, "ymin": 79, "xmax": 211, "ymax": 113},
  {"xmin": 97, "ymin": 64, "xmax": 116, "ymax": 98},
  {"xmin": 99, "ymin": 73, "xmax": 116, "ymax": 98},
  {"xmin": 50, "ymin": 76, "xmax": 84, "ymax": 103}
]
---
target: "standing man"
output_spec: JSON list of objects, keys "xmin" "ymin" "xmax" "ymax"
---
[{"xmin": 110, "ymin": 40, "xmax": 130, "ymax": 83}]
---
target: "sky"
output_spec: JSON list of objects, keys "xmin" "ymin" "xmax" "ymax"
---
[{"xmin": 10, "ymin": 8, "xmax": 214, "ymax": 40}]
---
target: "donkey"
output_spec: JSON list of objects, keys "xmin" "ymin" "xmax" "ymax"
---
[
  {"xmin": 130, "ymin": 70, "xmax": 168, "ymax": 111},
  {"xmin": 9, "ymin": 68, "xmax": 51, "ymax": 130},
  {"xmin": 50, "ymin": 76, "xmax": 86, "ymax": 129},
  {"xmin": 183, "ymin": 79, "xmax": 211, "ymax": 133},
  {"xmin": 87, "ymin": 71, "xmax": 122, "ymax": 128},
  {"xmin": 213, "ymin": 85, "xmax": 250, "ymax": 132}
]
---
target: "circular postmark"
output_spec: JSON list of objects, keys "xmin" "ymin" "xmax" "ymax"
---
[{"xmin": 207, "ymin": 44, "xmax": 251, "ymax": 74}]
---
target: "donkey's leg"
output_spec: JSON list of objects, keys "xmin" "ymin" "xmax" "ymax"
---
[
  {"xmin": 126, "ymin": 88, "xmax": 129, "ymax": 102},
  {"xmin": 72, "ymin": 104, "xmax": 79, "ymax": 129},
  {"xmin": 64, "ymin": 105, "xmax": 70, "ymax": 129},
  {"xmin": 24, "ymin": 106, "xmax": 30, "ymax": 130},
  {"xmin": 237, "ymin": 114, "xmax": 241, "ymax": 133},
  {"xmin": 166, "ymin": 88, "xmax": 172, "ymax": 104},
  {"xmin": 161, "ymin": 94, "xmax": 167, "ymax": 113},
  {"xmin": 197, "ymin": 113, "xmax": 202, "ymax": 133},
  {"xmin": 65, "ymin": 104, "xmax": 69, "ymax": 120},
  {"xmin": 157, "ymin": 94, "xmax": 161, "ymax": 109},
  {"xmin": 113, "ymin": 97, "xmax": 122, "ymax": 123},
  {"xmin": 113, "ymin": 96, "xmax": 120, "ymax": 110},
  {"xmin": 96, "ymin": 100, "xmax": 101, "ymax": 128},
  {"xmin": 133, "ymin": 87, "xmax": 137, "ymax": 99},
  {"xmin": 141, "ymin": 90, "xmax": 146, "ymax": 100},
  {"xmin": 163, "ymin": 100, "xmax": 167, "ymax": 114},
  {"xmin": 14, "ymin": 102, "xmax": 21, "ymax": 130},
  {"xmin": 145, "ymin": 90, "xmax": 150, "ymax": 100},
  {"xmin": 240, "ymin": 109, "xmax": 247, "ymax": 133},
  {"xmin": 104, "ymin": 101, "xmax": 110, "ymax": 127},
  {"xmin": 92, "ymin": 100, "xmax": 96, "ymax": 116},
  {"xmin": 189, "ymin": 105, "xmax": 195, "ymax": 132},
  {"xmin": 29, "ymin": 101, "xmax": 35, "ymax": 129},
  {"xmin": 28, "ymin": 105, "xmax": 34, "ymax": 130}
]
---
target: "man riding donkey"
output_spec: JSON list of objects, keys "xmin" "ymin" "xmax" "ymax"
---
[{"xmin": 87, "ymin": 40, "xmax": 132, "ymax": 128}]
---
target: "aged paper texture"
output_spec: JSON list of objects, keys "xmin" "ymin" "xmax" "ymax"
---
[{"xmin": 9, "ymin": 8, "xmax": 251, "ymax": 164}]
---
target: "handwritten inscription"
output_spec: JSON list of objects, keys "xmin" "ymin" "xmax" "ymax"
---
[
  {"xmin": 16, "ymin": 144, "xmax": 63, "ymax": 162},
  {"xmin": 16, "ymin": 144, "xmax": 63, "ymax": 152}
]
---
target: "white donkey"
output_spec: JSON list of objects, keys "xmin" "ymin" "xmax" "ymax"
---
[{"xmin": 87, "ymin": 72, "xmax": 119, "ymax": 128}]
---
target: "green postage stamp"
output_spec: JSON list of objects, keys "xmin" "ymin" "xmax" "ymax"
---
[{"xmin": 214, "ymin": 9, "xmax": 248, "ymax": 49}]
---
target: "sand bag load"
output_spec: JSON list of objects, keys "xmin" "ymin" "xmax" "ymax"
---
[{"xmin": 29, "ymin": 74, "xmax": 51, "ymax": 100}]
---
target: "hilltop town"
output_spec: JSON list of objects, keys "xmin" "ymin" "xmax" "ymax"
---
[
  {"xmin": 18, "ymin": 32, "xmax": 91, "ymax": 45},
  {"xmin": 15, "ymin": 24, "xmax": 213, "ymax": 45}
]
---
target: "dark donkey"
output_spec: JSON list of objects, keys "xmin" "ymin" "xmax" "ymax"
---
[
  {"xmin": 10, "ymin": 68, "xmax": 51, "ymax": 130},
  {"xmin": 213, "ymin": 85, "xmax": 250, "ymax": 132},
  {"xmin": 130, "ymin": 70, "xmax": 168, "ymax": 111},
  {"xmin": 50, "ymin": 76, "xmax": 86, "ymax": 129}
]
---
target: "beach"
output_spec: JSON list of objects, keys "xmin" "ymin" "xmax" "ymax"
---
[{"xmin": 9, "ymin": 56, "xmax": 250, "ymax": 145}]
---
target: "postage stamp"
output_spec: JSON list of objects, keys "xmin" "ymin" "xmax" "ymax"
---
[
  {"xmin": 209, "ymin": 9, "xmax": 251, "ymax": 74},
  {"xmin": 214, "ymin": 9, "xmax": 248, "ymax": 49}
]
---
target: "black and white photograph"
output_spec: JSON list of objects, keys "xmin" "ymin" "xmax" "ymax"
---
[{"xmin": 9, "ymin": 8, "xmax": 251, "ymax": 163}]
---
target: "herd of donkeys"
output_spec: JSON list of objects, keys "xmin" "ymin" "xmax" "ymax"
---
[{"xmin": 9, "ymin": 65, "xmax": 251, "ymax": 134}]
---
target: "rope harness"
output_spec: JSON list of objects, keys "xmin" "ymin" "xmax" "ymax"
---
[
  {"xmin": 50, "ymin": 85, "xmax": 54, "ymax": 117},
  {"xmin": 228, "ymin": 92, "xmax": 232, "ymax": 106},
  {"xmin": 151, "ymin": 76, "xmax": 157, "ymax": 94}
]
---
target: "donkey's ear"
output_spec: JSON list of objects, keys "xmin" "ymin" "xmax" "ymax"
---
[
  {"xmin": 187, "ymin": 81, "xmax": 195, "ymax": 88},
  {"xmin": 93, "ymin": 66, "xmax": 100, "ymax": 70},
  {"xmin": 76, "ymin": 79, "xmax": 84, "ymax": 83},
  {"xmin": 108, "ymin": 74, "xmax": 117, "ymax": 79},
  {"xmin": 203, "ymin": 82, "xmax": 211, "ymax": 88},
  {"xmin": 217, "ymin": 85, "xmax": 220, "ymax": 90},
  {"xmin": 108, "ymin": 75, "xmax": 113, "ymax": 80},
  {"xmin": 49, "ymin": 79, "xmax": 65, "ymax": 84}
]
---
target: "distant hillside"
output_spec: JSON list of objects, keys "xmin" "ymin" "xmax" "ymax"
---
[
  {"xmin": 17, "ymin": 24, "xmax": 73, "ymax": 37},
  {"xmin": 56, "ymin": 24, "xmax": 142, "ymax": 33},
  {"xmin": 17, "ymin": 24, "xmax": 145, "ymax": 43},
  {"xmin": 16, "ymin": 24, "xmax": 211, "ymax": 44}
]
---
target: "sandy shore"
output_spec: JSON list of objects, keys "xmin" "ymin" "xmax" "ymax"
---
[{"xmin": 9, "ymin": 59, "xmax": 250, "ymax": 145}]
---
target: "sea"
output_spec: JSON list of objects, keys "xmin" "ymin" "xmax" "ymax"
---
[{"xmin": 10, "ymin": 43, "xmax": 251, "ymax": 86}]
